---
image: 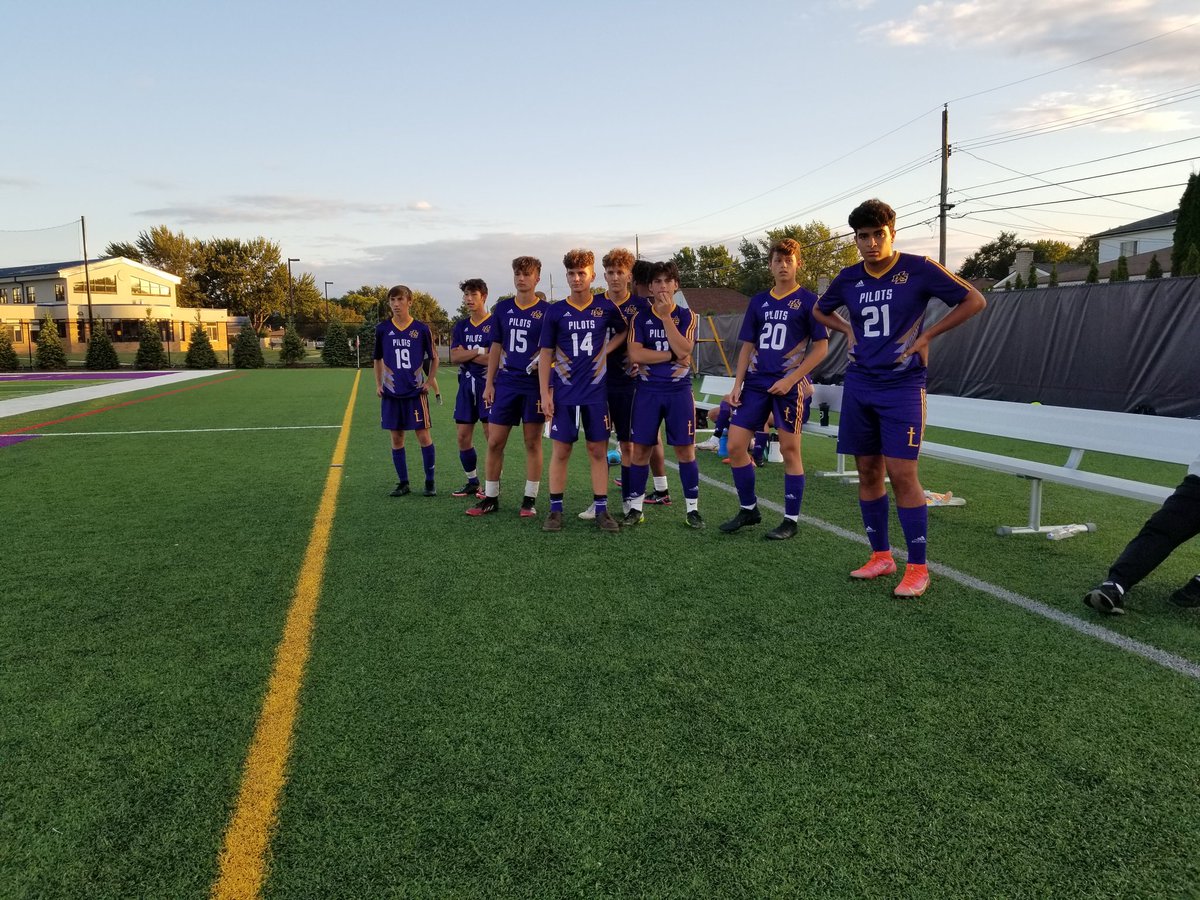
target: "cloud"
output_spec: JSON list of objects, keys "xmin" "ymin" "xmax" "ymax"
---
[
  {"xmin": 869, "ymin": 1, "xmax": 1198, "ymax": 80},
  {"xmin": 134, "ymin": 194, "xmax": 435, "ymax": 225},
  {"xmin": 0, "ymin": 176, "xmax": 36, "ymax": 188},
  {"xmin": 1009, "ymin": 86, "xmax": 1196, "ymax": 132},
  {"xmin": 408, "ymin": 200, "xmax": 434, "ymax": 212}
]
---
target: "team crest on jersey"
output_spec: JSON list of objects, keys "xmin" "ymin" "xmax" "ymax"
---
[
  {"xmin": 408, "ymin": 329, "xmax": 419, "ymax": 338},
  {"xmin": 532, "ymin": 310, "xmax": 543, "ymax": 319},
  {"xmin": 892, "ymin": 271, "xmax": 910, "ymax": 285},
  {"xmin": 591, "ymin": 308, "xmax": 605, "ymax": 317},
  {"xmin": 788, "ymin": 298, "xmax": 802, "ymax": 309}
]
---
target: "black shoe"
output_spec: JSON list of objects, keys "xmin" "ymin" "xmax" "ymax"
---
[
  {"xmin": 1169, "ymin": 576, "xmax": 1200, "ymax": 608},
  {"xmin": 753, "ymin": 452, "xmax": 766, "ymax": 468},
  {"xmin": 765, "ymin": 518, "xmax": 798, "ymax": 540},
  {"xmin": 685, "ymin": 510, "xmax": 704, "ymax": 529},
  {"xmin": 620, "ymin": 509, "xmax": 644, "ymax": 527},
  {"xmin": 423, "ymin": 481, "xmax": 437, "ymax": 497},
  {"xmin": 451, "ymin": 481, "xmax": 481, "ymax": 498},
  {"xmin": 1083, "ymin": 581, "xmax": 1125, "ymax": 615},
  {"xmin": 719, "ymin": 506, "xmax": 762, "ymax": 533},
  {"xmin": 466, "ymin": 496, "xmax": 498, "ymax": 517},
  {"xmin": 647, "ymin": 490, "xmax": 672, "ymax": 506},
  {"xmin": 389, "ymin": 482, "xmax": 411, "ymax": 497}
]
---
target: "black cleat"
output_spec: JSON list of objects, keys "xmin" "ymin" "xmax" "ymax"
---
[
  {"xmin": 646, "ymin": 490, "xmax": 672, "ymax": 506},
  {"xmin": 466, "ymin": 496, "xmax": 499, "ymax": 517},
  {"xmin": 389, "ymin": 482, "xmax": 411, "ymax": 497},
  {"xmin": 451, "ymin": 481, "xmax": 481, "ymax": 498},
  {"xmin": 620, "ymin": 509, "xmax": 645, "ymax": 527},
  {"xmin": 423, "ymin": 481, "xmax": 437, "ymax": 497},
  {"xmin": 1083, "ymin": 581, "xmax": 1125, "ymax": 615},
  {"xmin": 1169, "ymin": 576, "xmax": 1200, "ymax": 608},
  {"xmin": 765, "ymin": 518, "xmax": 798, "ymax": 540},
  {"xmin": 719, "ymin": 506, "xmax": 762, "ymax": 533},
  {"xmin": 685, "ymin": 510, "xmax": 705, "ymax": 529}
]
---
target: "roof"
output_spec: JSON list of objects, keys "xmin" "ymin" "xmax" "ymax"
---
[
  {"xmin": 0, "ymin": 256, "xmax": 181, "ymax": 284},
  {"xmin": 0, "ymin": 259, "xmax": 89, "ymax": 279},
  {"xmin": 678, "ymin": 287, "xmax": 750, "ymax": 315},
  {"xmin": 1091, "ymin": 209, "xmax": 1178, "ymax": 240},
  {"xmin": 1054, "ymin": 245, "xmax": 1172, "ymax": 283}
]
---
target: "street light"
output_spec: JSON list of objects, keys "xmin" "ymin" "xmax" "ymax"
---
[
  {"xmin": 287, "ymin": 257, "xmax": 300, "ymax": 318},
  {"xmin": 324, "ymin": 281, "xmax": 333, "ymax": 319}
]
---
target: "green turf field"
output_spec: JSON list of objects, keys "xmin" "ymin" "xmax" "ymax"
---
[{"xmin": 2, "ymin": 370, "xmax": 1197, "ymax": 898}]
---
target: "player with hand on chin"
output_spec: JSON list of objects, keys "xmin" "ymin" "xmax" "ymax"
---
[{"xmin": 448, "ymin": 278, "xmax": 494, "ymax": 499}]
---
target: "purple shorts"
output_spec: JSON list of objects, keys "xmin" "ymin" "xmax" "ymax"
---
[
  {"xmin": 381, "ymin": 394, "xmax": 432, "ymax": 432},
  {"xmin": 631, "ymin": 387, "xmax": 695, "ymax": 447},
  {"xmin": 549, "ymin": 402, "xmax": 611, "ymax": 444},
  {"xmin": 489, "ymin": 383, "xmax": 545, "ymax": 426},
  {"xmin": 729, "ymin": 384, "xmax": 811, "ymax": 434},
  {"xmin": 607, "ymin": 389, "xmax": 635, "ymax": 442},
  {"xmin": 837, "ymin": 376, "xmax": 925, "ymax": 460},
  {"xmin": 453, "ymin": 372, "xmax": 489, "ymax": 425}
]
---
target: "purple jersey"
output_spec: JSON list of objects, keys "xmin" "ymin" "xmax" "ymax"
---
[
  {"xmin": 373, "ymin": 317, "xmax": 434, "ymax": 399},
  {"xmin": 817, "ymin": 252, "xmax": 970, "ymax": 383},
  {"xmin": 737, "ymin": 286, "xmax": 828, "ymax": 391},
  {"xmin": 450, "ymin": 313, "xmax": 496, "ymax": 378},
  {"xmin": 632, "ymin": 304, "xmax": 697, "ymax": 391},
  {"xmin": 491, "ymin": 295, "xmax": 549, "ymax": 392},
  {"xmin": 539, "ymin": 294, "xmax": 627, "ymax": 406},
  {"xmin": 606, "ymin": 293, "xmax": 650, "ymax": 392}
]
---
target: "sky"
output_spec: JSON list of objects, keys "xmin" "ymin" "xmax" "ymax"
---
[{"xmin": 3, "ymin": 0, "xmax": 1198, "ymax": 312}]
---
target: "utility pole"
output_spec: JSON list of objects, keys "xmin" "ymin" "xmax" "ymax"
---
[
  {"xmin": 939, "ymin": 104, "xmax": 952, "ymax": 266},
  {"xmin": 81, "ymin": 215, "xmax": 94, "ymax": 331}
]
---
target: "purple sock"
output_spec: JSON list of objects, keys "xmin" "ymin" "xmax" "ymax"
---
[
  {"xmin": 392, "ymin": 448, "xmax": 408, "ymax": 482},
  {"xmin": 459, "ymin": 448, "xmax": 477, "ymax": 477},
  {"xmin": 594, "ymin": 493, "xmax": 608, "ymax": 514},
  {"xmin": 550, "ymin": 493, "xmax": 564, "ymax": 513},
  {"xmin": 629, "ymin": 463, "xmax": 649, "ymax": 500},
  {"xmin": 859, "ymin": 494, "xmax": 890, "ymax": 552},
  {"xmin": 754, "ymin": 432, "xmax": 769, "ymax": 455},
  {"xmin": 421, "ymin": 444, "xmax": 436, "ymax": 482},
  {"xmin": 621, "ymin": 465, "xmax": 631, "ymax": 501},
  {"xmin": 678, "ymin": 460, "xmax": 700, "ymax": 499},
  {"xmin": 897, "ymin": 504, "xmax": 928, "ymax": 565},
  {"xmin": 784, "ymin": 473, "xmax": 805, "ymax": 519},
  {"xmin": 732, "ymin": 463, "xmax": 757, "ymax": 508}
]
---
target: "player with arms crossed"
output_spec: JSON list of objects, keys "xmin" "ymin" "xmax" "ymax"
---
[
  {"xmin": 624, "ymin": 260, "xmax": 703, "ymax": 529},
  {"xmin": 538, "ymin": 249, "xmax": 628, "ymax": 532},
  {"xmin": 813, "ymin": 199, "xmax": 985, "ymax": 597},
  {"xmin": 374, "ymin": 284, "xmax": 439, "ymax": 497},
  {"xmin": 448, "ymin": 278, "xmax": 494, "ymax": 499},
  {"xmin": 720, "ymin": 238, "xmax": 829, "ymax": 539},
  {"xmin": 468, "ymin": 257, "xmax": 548, "ymax": 518}
]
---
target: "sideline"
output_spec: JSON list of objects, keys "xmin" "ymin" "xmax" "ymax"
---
[
  {"xmin": 211, "ymin": 370, "xmax": 361, "ymax": 900},
  {"xmin": 0, "ymin": 369, "xmax": 227, "ymax": 419}
]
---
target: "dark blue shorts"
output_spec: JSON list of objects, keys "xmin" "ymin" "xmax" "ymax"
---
[
  {"xmin": 631, "ymin": 388, "xmax": 695, "ymax": 447},
  {"xmin": 608, "ymin": 389, "xmax": 635, "ymax": 442},
  {"xmin": 729, "ymin": 384, "xmax": 810, "ymax": 434},
  {"xmin": 381, "ymin": 394, "xmax": 432, "ymax": 432},
  {"xmin": 549, "ymin": 402, "xmax": 611, "ymax": 444},
  {"xmin": 489, "ymin": 383, "xmax": 545, "ymax": 426},
  {"xmin": 837, "ymin": 377, "xmax": 924, "ymax": 460},
  {"xmin": 453, "ymin": 372, "xmax": 488, "ymax": 425}
]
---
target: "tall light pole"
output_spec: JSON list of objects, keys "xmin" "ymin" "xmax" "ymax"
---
[
  {"xmin": 287, "ymin": 257, "xmax": 300, "ymax": 319},
  {"xmin": 324, "ymin": 281, "xmax": 333, "ymax": 319}
]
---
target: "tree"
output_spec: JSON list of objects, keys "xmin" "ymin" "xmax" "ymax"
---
[
  {"xmin": 35, "ymin": 316, "xmax": 67, "ymax": 370},
  {"xmin": 732, "ymin": 222, "xmax": 858, "ymax": 295},
  {"xmin": 279, "ymin": 318, "xmax": 307, "ymax": 366},
  {"xmin": 957, "ymin": 231, "xmax": 1020, "ymax": 281},
  {"xmin": 1110, "ymin": 255, "xmax": 1130, "ymax": 283},
  {"xmin": 1181, "ymin": 245, "xmax": 1200, "ymax": 278},
  {"xmin": 1027, "ymin": 263, "xmax": 1038, "ymax": 289},
  {"xmin": 185, "ymin": 321, "xmax": 219, "ymax": 369},
  {"xmin": 135, "ymin": 315, "xmax": 168, "ymax": 369},
  {"xmin": 85, "ymin": 326, "xmax": 119, "ymax": 370},
  {"xmin": 232, "ymin": 326, "xmax": 265, "ymax": 369},
  {"xmin": 321, "ymin": 316, "xmax": 354, "ymax": 367},
  {"xmin": 671, "ymin": 247, "xmax": 701, "ymax": 289},
  {"xmin": 105, "ymin": 226, "xmax": 204, "ymax": 307},
  {"xmin": 1014, "ymin": 273, "xmax": 1025, "ymax": 290},
  {"xmin": 356, "ymin": 320, "xmax": 376, "ymax": 368},
  {"xmin": 1085, "ymin": 261, "xmax": 1100, "ymax": 284},
  {"xmin": 194, "ymin": 237, "xmax": 288, "ymax": 332},
  {"xmin": 0, "ymin": 325, "xmax": 19, "ymax": 372},
  {"xmin": 1049, "ymin": 263, "xmax": 1059, "ymax": 287},
  {"xmin": 1145, "ymin": 254, "xmax": 1163, "ymax": 279},
  {"xmin": 736, "ymin": 237, "xmax": 772, "ymax": 296},
  {"xmin": 342, "ymin": 285, "xmax": 390, "ymax": 319},
  {"xmin": 696, "ymin": 244, "xmax": 740, "ymax": 289},
  {"xmin": 1171, "ymin": 172, "xmax": 1200, "ymax": 277},
  {"xmin": 410, "ymin": 291, "xmax": 452, "ymax": 344},
  {"xmin": 104, "ymin": 240, "xmax": 142, "ymax": 260}
]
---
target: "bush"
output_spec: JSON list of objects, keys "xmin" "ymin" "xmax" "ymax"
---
[
  {"xmin": 232, "ymin": 326, "xmax": 265, "ymax": 369},
  {"xmin": 85, "ymin": 327, "xmax": 120, "ymax": 370},
  {"xmin": 1110, "ymin": 255, "xmax": 1129, "ymax": 283},
  {"xmin": 321, "ymin": 316, "xmax": 354, "ymax": 367},
  {"xmin": 135, "ymin": 318, "xmax": 168, "ymax": 370},
  {"xmin": 357, "ymin": 320, "xmax": 377, "ymax": 368},
  {"xmin": 1145, "ymin": 254, "xmax": 1163, "ymax": 279},
  {"xmin": 279, "ymin": 318, "xmax": 306, "ymax": 366},
  {"xmin": 185, "ymin": 322, "xmax": 219, "ymax": 369},
  {"xmin": 35, "ymin": 316, "xmax": 67, "ymax": 370},
  {"xmin": 0, "ymin": 325, "xmax": 18, "ymax": 372},
  {"xmin": 1085, "ymin": 261, "xmax": 1100, "ymax": 284},
  {"xmin": 1182, "ymin": 245, "xmax": 1200, "ymax": 278}
]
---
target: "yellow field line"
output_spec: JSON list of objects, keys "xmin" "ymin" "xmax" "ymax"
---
[{"xmin": 211, "ymin": 370, "xmax": 361, "ymax": 900}]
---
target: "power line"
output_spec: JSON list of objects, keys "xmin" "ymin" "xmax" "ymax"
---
[
  {"xmin": 953, "ymin": 155, "xmax": 1199, "ymax": 204},
  {"xmin": 954, "ymin": 183, "xmax": 1187, "ymax": 215}
]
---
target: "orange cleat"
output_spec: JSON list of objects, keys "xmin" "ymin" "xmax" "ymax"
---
[
  {"xmin": 850, "ymin": 551, "xmax": 897, "ymax": 580},
  {"xmin": 893, "ymin": 564, "xmax": 930, "ymax": 598}
]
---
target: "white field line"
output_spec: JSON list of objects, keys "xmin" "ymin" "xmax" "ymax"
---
[
  {"xmin": 33, "ymin": 425, "xmax": 342, "ymax": 437},
  {"xmin": 0, "ymin": 370, "xmax": 225, "ymax": 419},
  {"xmin": 687, "ymin": 465, "xmax": 1200, "ymax": 682}
]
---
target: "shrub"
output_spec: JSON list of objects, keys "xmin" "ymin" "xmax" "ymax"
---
[
  {"xmin": 35, "ymin": 315, "xmax": 67, "ymax": 370},
  {"xmin": 135, "ymin": 317, "xmax": 168, "ymax": 370},
  {"xmin": 85, "ymin": 327, "xmax": 120, "ymax": 370},
  {"xmin": 185, "ymin": 322, "xmax": 219, "ymax": 369},
  {"xmin": 0, "ymin": 325, "xmax": 18, "ymax": 372},
  {"xmin": 1145, "ymin": 254, "xmax": 1163, "ymax": 279},
  {"xmin": 321, "ymin": 316, "xmax": 354, "ymax": 367},
  {"xmin": 279, "ymin": 318, "xmax": 306, "ymax": 366},
  {"xmin": 232, "ymin": 326, "xmax": 265, "ymax": 369}
]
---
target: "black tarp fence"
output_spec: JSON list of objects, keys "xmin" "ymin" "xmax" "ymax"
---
[{"xmin": 695, "ymin": 277, "xmax": 1200, "ymax": 418}]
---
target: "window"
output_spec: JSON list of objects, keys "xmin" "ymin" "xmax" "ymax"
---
[
  {"xmin": 131, "ymin": 277, "xmax": 171, "ymax": 297},
  {"xmin": 13, "ymin": 324, "xmax": 23, "ymax": 343},
  {"xmin": 73, "ymin": 277, "xmax": 117, "ymax": 294},
  {"xmin": 1120, "ymin": 240, "xmax": 1138, "ymax": 257},
  {"xmin": 0, "ymin": 288, "xmax": 6, "ymax": 302},
  {"xmin": 27, "ymin": 286, "xmax": 36, "ymax": 304},
  {"xmin": 12, "ymin": 286, "xmax": 21, "ymax": 303},
  {"xmin": 55, "ymin": 284, "xmax": 65, "ymax": 302}
]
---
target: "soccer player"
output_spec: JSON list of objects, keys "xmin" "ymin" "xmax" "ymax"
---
[
  {"xmin": 630, "ymin": 259, "xmax": 673, "ymax": 507},
  {"xmin": 624, "ymin": 260, "xmax": 703, "ymax": 529},
  {"xmin": 448, "ymin": 278, "xmax": 494, "ymax": 499},
  {"xmin": 720, "ymin": 238, "xmax": 828, "ymax": 540},
  {"xmin": 538, "ymin": 249, "xmax": 628, "ymax": 532},
  {"xmin": 468, "ymin": 256, "xmax": 548, "ymax": 518},
  {"xmin": 374, "ymin": 284, "xmax": 438, "ymax": 496},
  {"xmin": 813, "ymin": 199, "xmax": 985, "ymax": 597}
]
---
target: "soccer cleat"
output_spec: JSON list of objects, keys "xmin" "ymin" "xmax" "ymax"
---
[
  {"xmin": 764, "ymin": 519, "xmax": 798, "ymax": 541},
  {"xmin": 850, "ymin": 552, "xmax": 897, "ymax": 580},
  {"xmin": 465, "ymin": 496, "xmax": 498, "ymax": 516},
  {"xmin": 577, "ymin": 504, "xmax": 597, "ymax": 520},
  {"xmin": 596, "ymin": 510, "xmax": 620, "ymax": 533},
  {"xmin": 647, "ymin": 490, "xmax": 672, "ymax": 506},
  {"xmin": 423, "ymin": 481, "xmax": 437, "ymax": 497},
  {"xmin": 389, "ymin": 482, "xmax": 411, "ymax": 497},
  {"xmin": 612, "ymin": 477, "xmax": 623, "ymax": 487},
  {"xmin": 697, "ymin": 436, "xmax": 720, "ymax": 451},
  {"xmin": 685, "ymin": 510, "xmax": 705, "ymax": 529},
  {"xmin": 1169, "ymin": 576, "xmax": 1200, "ymax": 608},
  {"xmin": 718, "ymin": 506, "xmax": 762, "ymax": 533},
  {"xmin": 893, "ymin": 564, "xmax": 930, "ymax": 598},
  {"xmin": 542, "ymin": 510, "xmax": 563, "ymax": 532},
  {"xmin": 620, "ymin": 509, "xmax": 644, "ymax": 527},
  {"xmin": 1084, "ymin": 581, "xmax": 1126, "ymax": 615},
  {"xmin": 451, "ymin": 481, "xmax": 481, "ymax": 498},
  {"xmin": 753, "ymin": 452, "xmax": 766, "ymax": 468}
]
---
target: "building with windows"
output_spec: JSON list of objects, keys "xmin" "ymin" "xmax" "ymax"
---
[
  {"xmin": 1092, "ymin": 210, "xmax": 1177, "ymax": 264},
  {"xmin": 0, "ymin": 256, "xmax": 230, "ymax": 357}
]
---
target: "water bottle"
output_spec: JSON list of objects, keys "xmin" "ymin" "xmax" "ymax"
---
[
  {"xmin": 819, "ymin": 402, "xmax": 830, "ymax": 427},
  {"xmin": 1047, "ymin": 523, "xmax": 1091, "ymax": 540}
]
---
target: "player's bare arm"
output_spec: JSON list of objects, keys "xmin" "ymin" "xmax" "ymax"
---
[
  {"xmin": 812, "ymin": 307, "xmax": 855, "ymax": 350},
  {"xmin": 537, "ymin": 346, "xmax": 555, "ymax": 418},
  {"xmin": 373, "ymin": 358, "xmax": 385, "ymax": 397},
  {"xmin": 769, "ymin": 338, "xmax": 829, "ymax": 396},
  {"xmin": 730, "ymin": 342, "xmax": 755, "ymax": 406},
  {"xmin": 482, "ymin": 342, "xmax": 501, "ymax": 405},
  {"xmin": 898, "ymin": 288, "xmax": 986, "ymax": 363}
]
